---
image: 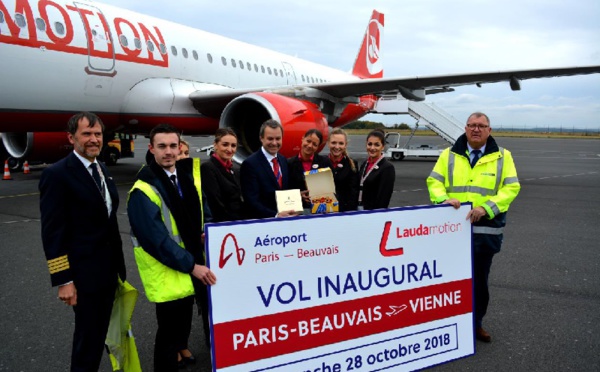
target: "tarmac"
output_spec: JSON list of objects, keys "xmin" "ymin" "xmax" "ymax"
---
[{"xmin": 0, "ymin": 135, "xmax": 599, "ymax": 371}]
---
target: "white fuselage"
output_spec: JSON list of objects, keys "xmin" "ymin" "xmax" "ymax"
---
[{"xmin": 0, "ymin": 0, "xmax": 358, "ymax": 132}]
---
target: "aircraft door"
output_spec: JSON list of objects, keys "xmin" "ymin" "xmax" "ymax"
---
[
  {"xmin": 281, "ymin": 62, "xmax": 297, "ymax": 85},
  {"xmin": 72, "ymin": 2, "xmax": 116, "ymax": 76}
]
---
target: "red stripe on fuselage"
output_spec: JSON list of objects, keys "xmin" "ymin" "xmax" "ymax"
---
[{"xmin": 0, "ymin": 110, "xmax": 218, "ymax": 135}]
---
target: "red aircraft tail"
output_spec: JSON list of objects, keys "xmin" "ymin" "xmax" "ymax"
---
[{"xmin": 352, "ymin": 10, "xmax": 384, "ymax": 79}]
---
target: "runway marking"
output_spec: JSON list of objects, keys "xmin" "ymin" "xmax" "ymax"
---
[
  {"xmin": 398, "ymin": 189, "xmax": 427, "ymax": 193},
  {"xmin": 522, "ymin": 171, "xmax": 597, "ymax": 182},
  {"xmin": 0, "ymin": 192, "xmax": 39, "ymax": 199},
  {"xmin": 1, "ymin": 219, "xmax": 40, "ymax": 225}
]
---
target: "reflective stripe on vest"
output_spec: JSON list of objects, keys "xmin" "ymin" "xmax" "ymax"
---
[
  {"xmin": 130, "ymin": 184, "xmax": 182, "ymax": 247},
  {"xmin": 193, "ymin": 158, "xmax": 204, "ymax": 228},
  {"xmin": 130, "ymin": 181, "xmax": 194, "ymax": 303},
  {"xmin": 473, "ymin": 226, "xmax": 504, "ymax": 235},
  {"xmin": 446, "ymin": 148, "xmax": 505, "ymax": 197}
]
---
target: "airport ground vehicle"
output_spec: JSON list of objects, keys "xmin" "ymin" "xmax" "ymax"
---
[
  {"xmin": 384, "ymin": 132, "xmax": 443, "ymax": 161},
  {"xmin": 102, "ymin": 133, "xmax": 136, "ymax": 165}
]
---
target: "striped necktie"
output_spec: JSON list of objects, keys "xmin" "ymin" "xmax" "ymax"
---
[
  {"xmin": 272, "ymin": 157, "xmax": 282, "ymax": 187},
  {"xmin": 170, "ymin": 174, "xmax": 183, "ymax": 197},
  {"xmin": 89, "ymin": 163, "xmax": 106, "ymax": 201}
]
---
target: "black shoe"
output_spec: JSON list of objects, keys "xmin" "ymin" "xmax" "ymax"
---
[
  {"xmin": 177, "ymin": 353, "xmax": 187, "ymax": 369},
  {"xmin": 180, "ymin": 350, "xmax": 196, "ymax": 365},
  {"xmin": 476, "ymin": 327, "xmax": 491, "ymax": 342}
]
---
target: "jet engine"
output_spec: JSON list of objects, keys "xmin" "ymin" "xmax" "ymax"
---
[
  {"xmin": 1, "ymin": 132, "xmax": 72, "ymax": 169},
  {"xmin": 219, "ymin": 92, "xmax": 329, "ymax": 163}
]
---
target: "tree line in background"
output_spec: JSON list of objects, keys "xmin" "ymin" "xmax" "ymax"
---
[
  {"xmin": 345, "ymin": 121, "xmax": 600, "ymax": 136},
  {"xmin": 343, "ymin": 120, "xmax": 411, "ymax": 130}
]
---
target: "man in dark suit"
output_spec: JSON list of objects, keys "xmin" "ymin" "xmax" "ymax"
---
[
  {"xmin": 240, "ymin": 119, "xmax": 298, "ymax": 219},
  {"xmin": 40, "ymin": 112, "xmax": 126, "ymax": 371}
]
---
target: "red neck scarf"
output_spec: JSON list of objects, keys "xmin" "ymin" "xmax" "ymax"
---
[
  {"xmin": 329, "ymin": 154, "xmax": 343, "ymax": 169},
  {"xmin": 365, "ymin": 155, "xmax": 381, "ymax": 173},
  {"xmin": 299, "ymin": 153, "xmax": 314, "ymax": 172},
  {"xmin": 212, "ymin": 154, "xmax": 233, "ymax": 173}
]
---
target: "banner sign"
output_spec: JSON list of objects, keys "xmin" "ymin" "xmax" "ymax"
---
[{"xmin": 205, "ymin": 204, "xmax": 474, "ymax": 371}]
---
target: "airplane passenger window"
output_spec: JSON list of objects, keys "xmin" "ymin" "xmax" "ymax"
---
[
  {"xmin": 171, "ymin": 45, "xmax": 178, "ymax": 56},
  {"xmin": 301, "ymin": 75, "xmax": 305, "ymax": 82},
  {"xmin": 274, "ymin": 69, "xmax": 278, "ymax": 76},
  {"xmin": 55, "ymin": 22, "xmax": 65, "ymax": 35},
  {"xmin": 254, "ymin": 64, "xmax": 258, "ymax": 72},
  {"xmin": 221, "ymin": 56, "xmax": 227, "ymax": 66},
  {"xmin": 15, "ymin": 13, "xmax": 26, "ymax": 28},
  {"xmin": 119, "ymin": 35, "xmax": 128, "ymax": 47},
  {"xmin": 35, "ymin": 18, "xmax": 46, "ymax": 32},
  {"xmin": 147, "ymin": 40, "xmax": 155, "ymax": 52},
  {"xmin": 134, "ymin": 38, "xmax": 142, "ymax": 50},
  {"xmin": 207, "ymin": 53, "xmax": 213, "ymax": 63},
  {"xmin": 267, "ymin": 67, "xmax": 272, "ymax": 75},
  {"xmin": 247, "ymin": 62, "xmax": 251, "ymax": 70},
  {"xmin": 239, "ymin": 60, "xmax": 244, "ymax": 69},
  {"xmin": 280, "ymin": 69, "xmax": 284, "ymax": 77},
  {"xmin": 159, "ymin": 44, "xmax": 167, "ymax": 54},
  {"xmin": 193, "ymin": 50, "xmax": 198, "ymax": 60},
  {"xmin": 92, "ymin": 29, "xmax": 97, "ymax": 37},
  {"xmin": 182, "ymin": 48, "xmax": 188, "ymax": 58},
  {"xmin": 231, "ymin": 59, "xmax": 237, "ymax": 68},
  {"xmin": 0, "ymin": 11, "xmax": 4, "ymax": 23},
  {"xmin": 261, "ymin": 66, "xmax": 265, "ymax": 73}
]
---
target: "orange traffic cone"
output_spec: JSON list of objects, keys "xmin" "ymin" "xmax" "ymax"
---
[
  {"xmin": 3, "ymin": 160, "xmax": 12, "ymax": 180},
  {"xmin": 23, "ymin": 160, "xmax": 31, "ymax": 174}
]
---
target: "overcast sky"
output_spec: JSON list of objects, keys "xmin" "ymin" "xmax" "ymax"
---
[{"xmin": 97, "ymin": 0, "xmax": 600, "ymax": 130}]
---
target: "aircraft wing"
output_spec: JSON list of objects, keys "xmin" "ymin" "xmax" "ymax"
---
[
  {"xmin": 317, "ymin": 65, "xmax": 600, "ymax": 100},
  {"xmin": 190, "ymin": 65, "xmax": 600, "ymax": 115}
]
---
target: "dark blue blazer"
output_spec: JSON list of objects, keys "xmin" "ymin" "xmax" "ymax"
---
[
  {"xmin": 240, "ymin": 149, "xmax": 289, "ymax": 219},
  {"xmin": 39, "ymin": 152, "xmax": 125, "ymax": 293}
]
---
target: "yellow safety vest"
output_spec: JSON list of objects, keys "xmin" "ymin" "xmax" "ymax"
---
[
  {"xmin": 129, "ymin": 159, "xmax": 203, "ymax": 303},
  {"xmin": 427, "ymin": 147, "xmax": 520, "ymax": 234}
]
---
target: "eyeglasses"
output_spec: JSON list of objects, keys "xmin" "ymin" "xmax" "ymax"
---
[{"xmin": 466, "ymin": 124, "xmax": 490, "ymax": 130}]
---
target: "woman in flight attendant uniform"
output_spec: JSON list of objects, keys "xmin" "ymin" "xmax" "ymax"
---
[
  {"xmin": 327, "ymin": 128, "xmax": 359, "ymax": 212},
  {"xmin": 357, "ymin": 129, "xmax": 395, "ymax": 210},
  {"xmin": 200, "ymin": 128, "xmax": 246, "ymax": 222},
  {"xmin": 287, "ymin": 129, "xmax": 331, "ymax": 211}
]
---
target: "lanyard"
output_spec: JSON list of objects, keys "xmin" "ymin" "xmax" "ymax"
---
[{"xmin": 358, "ymin": 155, "xmax": 384, "ymax": 204}]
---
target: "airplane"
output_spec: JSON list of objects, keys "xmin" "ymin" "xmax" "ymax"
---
[{"xmin": 1, "ymin": 0, "xmax": 599, "ymax": 169}]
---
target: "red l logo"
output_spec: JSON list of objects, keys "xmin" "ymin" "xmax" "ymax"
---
[{"xmin": 379, "ymin": 221, "xmax": 404, "ymax": 257}]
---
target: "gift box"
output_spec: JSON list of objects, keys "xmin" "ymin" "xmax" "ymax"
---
[{"xmin": 304, "ymin": 168, "xmax": 339, "ymax": 214}]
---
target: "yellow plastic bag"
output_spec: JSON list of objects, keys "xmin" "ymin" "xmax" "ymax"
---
[{"xmin": 106, "ymin": 280, "xmax": 142, "ymax": 372}]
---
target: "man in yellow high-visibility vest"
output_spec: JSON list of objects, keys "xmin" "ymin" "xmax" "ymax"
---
[
  {"xmin": 427, "ymin": 112, "xmax": 520, "ymax": 343},
  {"xmin": 128, "ymin": 124, "xmax": 216, "ymax": 370}
]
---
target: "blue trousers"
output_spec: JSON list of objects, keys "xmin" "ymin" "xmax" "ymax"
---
[
  {"xmin": 71, "ymin": 285, "xmax": 116, "ymax": 372},
  {"xmin": 473, "ymin": 233, "xmax": 503, "ymax": 328}
]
